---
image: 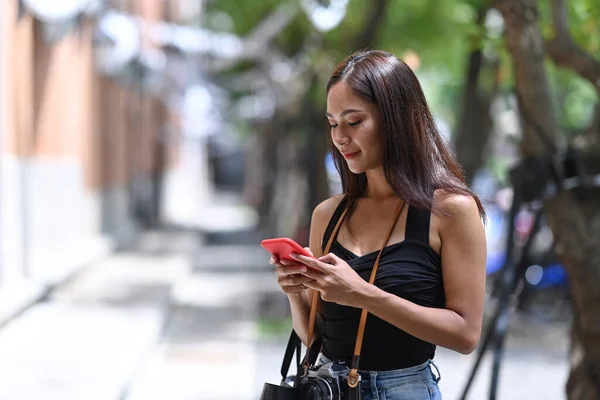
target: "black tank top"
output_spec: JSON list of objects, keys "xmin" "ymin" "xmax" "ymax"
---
[{"xmin": 320, "ymin": 196, "xmax": 445, "ymax": 371}]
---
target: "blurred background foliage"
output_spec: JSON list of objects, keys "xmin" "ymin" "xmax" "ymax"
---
[
  {"xmin": 199, "ymin": 0, "xmax": 598, "ymax": 242},
  {"xmin": 206, "ymin": 0, "xmax": 598, "ymax": 139}
]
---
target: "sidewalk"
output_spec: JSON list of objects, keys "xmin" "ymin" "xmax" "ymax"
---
[
  {"xmin": 0, "ymin": 229, "xmax": 198, "ymax": 400},
  {"xmin": 123, "ymin": 243, "xmax": 273, "ymax": 400}
]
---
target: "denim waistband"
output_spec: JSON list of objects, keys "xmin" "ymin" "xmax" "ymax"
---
[
  {"xmin": 317, "ymin": 354, "xmax": 441, "ymax": 386},
  {"xmin": 358, "ymin": 359, "xmax": 441, "ymax": 385}
]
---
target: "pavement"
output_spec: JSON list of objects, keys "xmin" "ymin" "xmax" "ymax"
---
[
  {"xmin": 0, "ymin": 229, "xmax": 197, "ymax": 400},
  {"xmin": 0, "ymin": 197, "xmax": 572, "ymax": 400}
]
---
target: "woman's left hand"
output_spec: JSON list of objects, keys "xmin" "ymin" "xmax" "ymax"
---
[{"xmin": 290, "ymin": 252, "xmax": 368, "ymax": 308}]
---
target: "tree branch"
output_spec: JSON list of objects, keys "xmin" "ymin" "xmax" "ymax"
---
[
  {"xmin": 546, "ymin": 0, "xmax": 600, "ymax": 95},
  {"xmin": 549, "ymin": 0, "xmax": 568, "ymax": 35},
  {"xmin": 586, "ymin": 103, "xmax": 600, "ymax": 147},
  {"xmin": 353, "ymin": 0, "xmax": 389, "ymax": 50},
  {"xmin": 245, "ymin": 2, "xmax": 298, "ymax": 55},
  {"xmin": 590, "ymin": 103, "xmax": 600, "ymax": 134}
]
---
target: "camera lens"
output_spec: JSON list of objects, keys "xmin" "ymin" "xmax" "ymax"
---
[{"xmin": 299, "ymin": 379, "xmax": 339, "ymax": 400}]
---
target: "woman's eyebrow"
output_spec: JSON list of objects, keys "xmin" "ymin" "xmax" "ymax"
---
[{"xmin": 326, "ymin": 109, "xmax": 364, "ymax": 118}]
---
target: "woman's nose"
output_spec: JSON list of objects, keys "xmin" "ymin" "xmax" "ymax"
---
[{"xmin": 331, "ymin": 127, "xmax": 349, "ymax": 146}]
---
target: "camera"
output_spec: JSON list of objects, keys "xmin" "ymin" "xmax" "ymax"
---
[{"xmin": 298, "ymin": 361, "xmax": 362, "ymax": 400}]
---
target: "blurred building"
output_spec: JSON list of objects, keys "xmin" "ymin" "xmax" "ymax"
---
[{"xmin": 0, "ymin": 0, "xmax": 198, "ymax": 323}]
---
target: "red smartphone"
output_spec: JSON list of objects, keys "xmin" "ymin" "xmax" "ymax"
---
[{"xmin": 261, "ymin": 237, "xmax": 315, "ymax": 262}]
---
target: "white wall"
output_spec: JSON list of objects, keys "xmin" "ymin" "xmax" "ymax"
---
[
  {"xmin": 0, "ymin": 0, "xmax": 7, "ymax": 287},
  {"xmin": 1, "ymin": 156, "xmax": 112, "ymax": 284}
]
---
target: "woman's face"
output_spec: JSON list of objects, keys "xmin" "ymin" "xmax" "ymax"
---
[{"xmin": 326, "ymin": 81, "xmax": 384, "ymax": 174}]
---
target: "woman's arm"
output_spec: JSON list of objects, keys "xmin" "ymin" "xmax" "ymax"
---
[
  {"xmin": 287, "ymin": 289, "xmax": 314, "ymax": 346},
  {"xmin": 288, "ymin": 195, "xmax": 344, "ymax": 346},
  {"xmin": 356, "ymin": 194, "xmax": 487, "ymax": 354}
]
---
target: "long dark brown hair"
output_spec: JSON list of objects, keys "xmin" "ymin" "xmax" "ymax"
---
[{"xmin": 326, "ymin": 49, "xmax": 485, "ymax": 219}]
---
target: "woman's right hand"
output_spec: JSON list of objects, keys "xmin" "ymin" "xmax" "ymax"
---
[{"xmin": 270, "ymin": 248, "xmax": 316, "ymax": 295}]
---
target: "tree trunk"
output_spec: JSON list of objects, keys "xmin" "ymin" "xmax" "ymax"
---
[
  {"xmin": 454, "ymin": 51, "xmax": 495, "ymax": 184},
  {"xmin": 312, "ymin": 117, "xmax": 331, "ymax": 205},
  {"xmin": 353, "ymin": 0, "xmax": 389, "ymax": 50},
  {"xmin": 455, "ymin": 8, "xmax": 499, "ymax": 183},
  {"xmin": 454, "ymin": 7, "xmax": 499, "ymax": 183},
  {"xmin": 495, "ymin": 0, "xmax": 559, "ymax": 156},
  {"xmin": 496, "ymin": 0, "xmax": 600, "ymax": 398},
  {"xmin": 303, "ymin": 100, "xmax": 330, "ymax": 243},
  {"xmin": 545, "ymin": 190, "xmax": 600, "ymax": 400},
  {"xmin": 257, "ymin": 112, "xmax": 291, "ymax": 236},
  {"xmin": 587, "ymin": 104, "xmax": 600, "ymax": 149}
]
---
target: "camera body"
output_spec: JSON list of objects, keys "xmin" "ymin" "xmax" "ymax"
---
[{"xmin": 298, "ymin": 361, "xmax": 362, "ymax": 400}]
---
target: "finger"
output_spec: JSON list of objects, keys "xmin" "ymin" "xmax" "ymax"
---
[
  {"xmin": 304, "ymin": 247, "xmax": 314, "ymax": 255},
  {"xmin": 283, "ymin": 275, "xmax": 315, "ymax": 287},
  {"xmin": 298, "ymin": 267, "xmax": 325, "ymax": 280},
  {"xmin": 279, "ymin": 276, "xmax": 314, "ymax": 292},
  {"xmin": 280, "ymin": 259, "xmax": 302, "ymax": 266},
  {"xmin": 283, "ymin": 286, "xmax": 306, "ymax": 295},
  {"xmin": 276, "ymin": 265, "xmax": 308, "ymax": 277},
  {"xmin": 276, "ymin": 264, "xmax": 294, "ymax": 275},
  {"xmin": 271, "ymin": 261, "xmax": 285, "ymax": 270},
  {"xmin": 290, "ymin": 253, "xmax": 328, "ymax": 272},
  {"xmin": 296, "ymin": 276, "xmax": 316, "ymax": 285},
  {"xmin": 318, "ymin": 252, "xmax": 340, "ymax": 265},
  {"xmin": 269, "ymin": 255, "xmax": 281, "ymax": 265},
  {"xmin": 302, "ymin": 279, "xmax": 321, "ymax": 291},
  {"xmin": 283, "ymin": 283, "xmax": 312, "ymax": 294}
]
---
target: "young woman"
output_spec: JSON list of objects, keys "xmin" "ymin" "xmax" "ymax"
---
[{"xmin": 269, "ymin": 50, "xmax": 487, "ymax": 400}]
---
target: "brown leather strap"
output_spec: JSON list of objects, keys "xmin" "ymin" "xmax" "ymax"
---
[
  {"xmin": 304, "ymin": 198, "xmax": 406, "ymax": 380},
  {"xmin": 347, "ymin": 200, "xmax": 406, "ymax": 387},
  {"xmin": 304, "ymin": 203, "xmax": 349, "ymax": 372}
]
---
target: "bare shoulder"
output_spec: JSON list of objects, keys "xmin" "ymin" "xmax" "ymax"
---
[
  {"xmin": 309, "ymin": 194, "xmax": 346, "ymax": 255},
  {"xmin": 432, "ymin": 189, "xmax": 483, "ymax": 233},
  {"xmin": 434, "ymin": 190, "xmax": 480, "ymax": 216},
  {"xmin": 312, "ymin": 194, "xmax": 346, "ymax": 223}
]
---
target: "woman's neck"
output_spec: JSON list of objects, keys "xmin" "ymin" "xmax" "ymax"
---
[{"xmin": 363, "ymin": 167, "xmax": 397, "ymax": 201}]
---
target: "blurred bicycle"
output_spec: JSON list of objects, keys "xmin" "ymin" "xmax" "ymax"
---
[{"xmin": 483, "ymin": 193, "xmax": 571, "ymax": 321}]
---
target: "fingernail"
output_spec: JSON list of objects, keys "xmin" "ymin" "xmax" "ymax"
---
[
  {"xmin": 300, "ymin": 267, "xmax": 307, "ymax": 272},
  {"xmin": 290, "ymin": 253, "xmax": 297, "ymax": 258}
]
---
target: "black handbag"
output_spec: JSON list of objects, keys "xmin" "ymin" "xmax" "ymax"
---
[{"xmin": 260, "ymin": 330, "xmax": 322, "ymax": 399}]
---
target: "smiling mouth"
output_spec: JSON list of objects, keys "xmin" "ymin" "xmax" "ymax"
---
[{"xmin": 343, "ymin": 151, "xmax": 361, "ymax": 159}]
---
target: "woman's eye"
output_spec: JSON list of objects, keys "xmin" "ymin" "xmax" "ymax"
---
[
  {"xmin": 348, "ymin": 121, "xmax": 362, "ymax": 127},
  {"xmin": 329, "ymin": 123, "xmax": 338, "ymax": 128}
]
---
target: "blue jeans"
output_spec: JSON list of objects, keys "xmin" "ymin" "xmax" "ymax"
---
[{"xmin": 318, "ymin": 355, "xmax": 442, "ymax": 400}]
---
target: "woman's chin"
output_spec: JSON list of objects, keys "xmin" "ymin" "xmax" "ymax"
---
[
  {"xmin": 348, "ymin": 165, "xmax": 365, "ymax": 174},
  {"xmin": 346, "ymin": 159, "xmax": 378, "ymax": 174},
  {"xmin": 348, "ymin": 162, "xmax": 382, "ymax": 175}
]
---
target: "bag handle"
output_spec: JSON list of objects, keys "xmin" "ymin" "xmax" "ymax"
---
[
  {"xmin": 304, "ymin": 203, "xmax": 350, "ymax": 373},
  {"xmin": 347, "ymin": 199, "xmax": 406, "ymax": 387},
  {"xmin": 280, "ymin": 329, "xmax": 302, "ymax": 382}
]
